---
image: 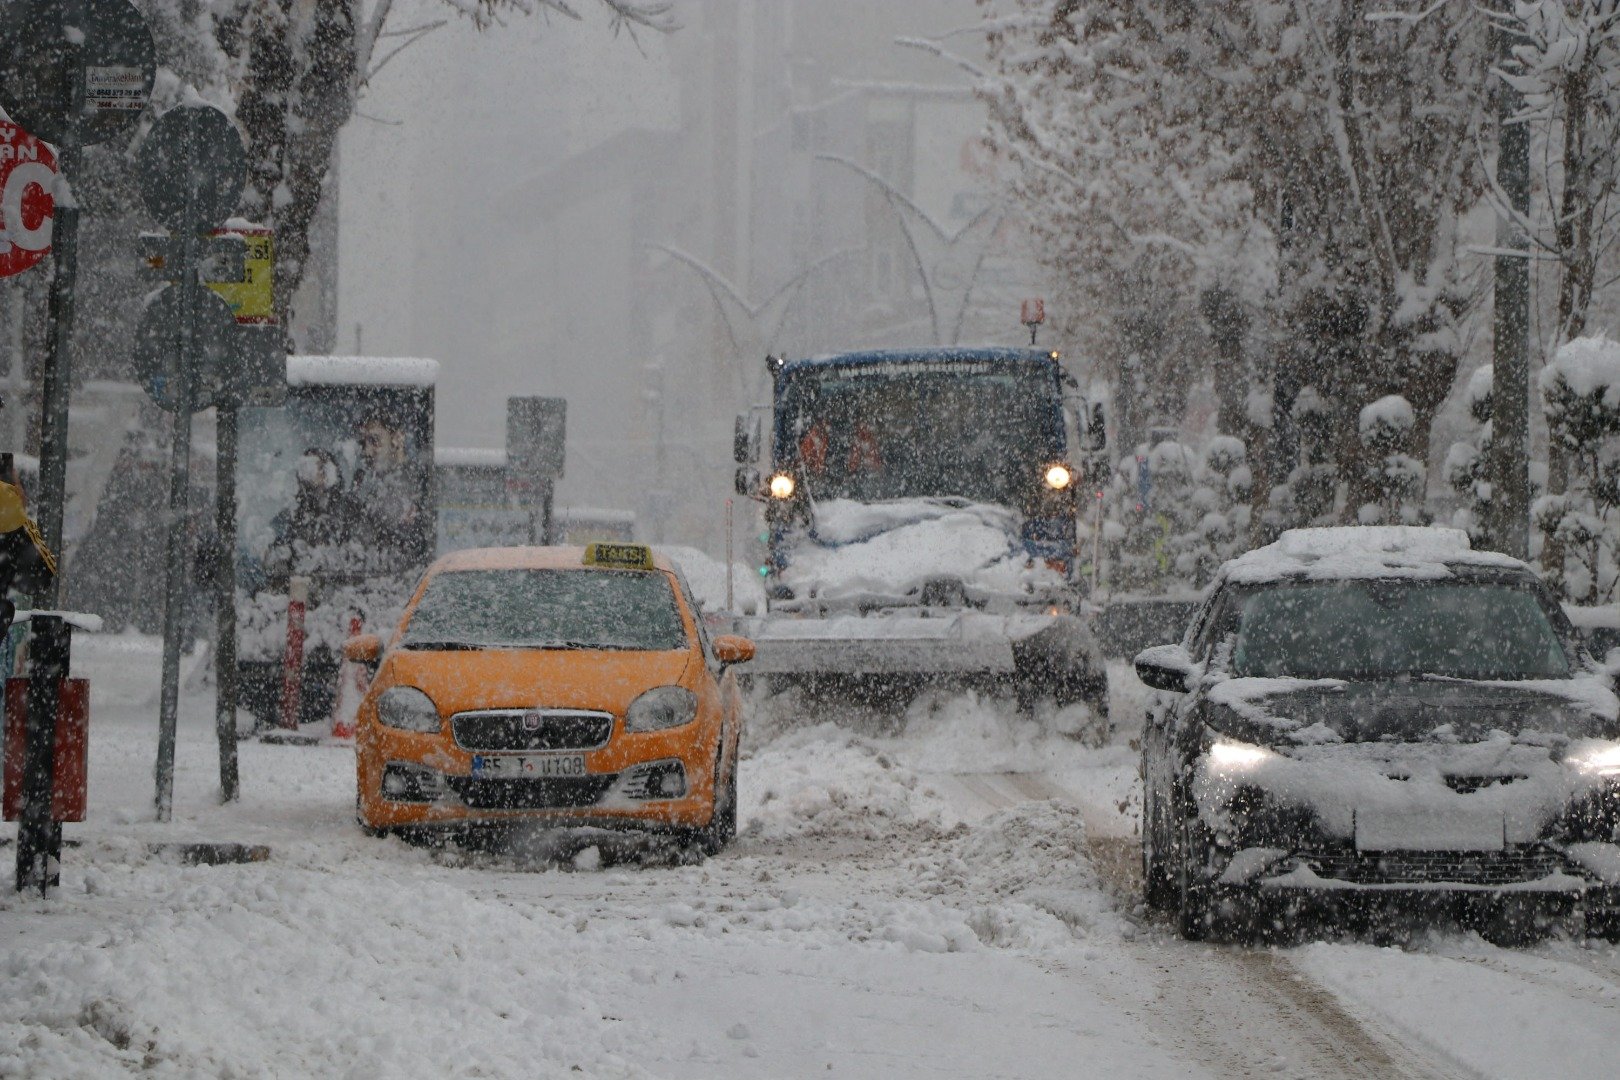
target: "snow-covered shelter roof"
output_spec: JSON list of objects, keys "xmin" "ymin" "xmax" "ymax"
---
[
  {"xmin": 1220, "ymin": 527, "xmax": 1525, "ymax": 585},
  {"xmin": 435, "ymin": 447, "xmax": 508, "ymax": 469},
  {"xmin": 786, "ymin": 346, "xmax": 1057, "ymax": 377},
  {"xmin": 286, "ymin": 355, "xmax": 440, "ymax": 388}
]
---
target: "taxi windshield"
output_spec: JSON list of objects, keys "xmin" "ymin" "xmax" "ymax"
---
[{"xmin": 402, "ymin": 568, "xmax": 688, "ymax": 651}]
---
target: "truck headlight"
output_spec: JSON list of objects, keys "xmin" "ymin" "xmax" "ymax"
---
[
  {"xmin": 376, "ymin": 687, "xmax": 442, "ymax": 733},
  {"xmin": 625, "ymin": 686, "xmax": 698, "ymax": 732},
  {"xmin": 768, "ymin": 473, "xmax": 796, "ymax": 499},
  {"xmin": 1043, "ymin": 463, "xmax": 1073, "ymax": 490}
]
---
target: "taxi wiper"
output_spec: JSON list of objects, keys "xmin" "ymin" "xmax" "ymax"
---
[
  {"xmin": 516, "ymin": 640, "xmax": 616, "ymax": 651},
  {"xmin": 401, "ymin": 640, "xmax": 488, "ymax": 651}
]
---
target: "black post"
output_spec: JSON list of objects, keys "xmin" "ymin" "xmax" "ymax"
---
[
  {"xmin": 16, "ymin": 615, "xmax": 68, "ymax": 894},
  {"xmin": 214, "ymin": 403, "xmax": 240, "ymax": 800}
]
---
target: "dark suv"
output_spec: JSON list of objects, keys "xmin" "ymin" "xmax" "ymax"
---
[{"xmin": 1137, "ymin": 527, "xmax": 1620, "ymax": 944}]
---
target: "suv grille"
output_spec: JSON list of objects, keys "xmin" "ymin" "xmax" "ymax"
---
[
  {"xmin": 1301, "ymin": 846, "xmax": 1570, "ymax": 886},
  {"xmin": 450, "ymin": 709, "xmax": 614, "ymax": 752}
]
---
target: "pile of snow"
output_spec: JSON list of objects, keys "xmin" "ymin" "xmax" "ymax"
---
[
  {"xmin": 662, "ymin": 545, "xmax": 765, "ymax": 615},
  {"xmin": 1222, "ymin": 526, "xmax": 1521, "ymax": 584},
  {"xmin": 740, "ymin": 724, "xmax": 949, "ymax": 843},
  {"xmin": 782, "ymin": 499, "xmax": 1061, "ymax": 602},
  {"xmin": 1540, "ymin": 335, "xmax": 1620, "ymax": 407},
  {"xmin": 912, "ymin": 801, "xmax": 1123, "ymax": 947}
]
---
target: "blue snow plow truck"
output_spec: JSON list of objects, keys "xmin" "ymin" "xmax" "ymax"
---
[{"xmin": 733, "ymin": 347, "xmax": 1111, "ymax": 729}]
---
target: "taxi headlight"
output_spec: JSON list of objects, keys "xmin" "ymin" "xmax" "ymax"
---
[
  {"xmin": 625, "ymin": 686, "xmax": 698, "ymax": 733},
  {"xmin": 1044, "ymin": 463, "xmax": 1074, "ymax": 490},
  {"xmin": 1208, "ymin": 738, "xmax": 1277, "ymax": 772},
  {"xmin": 768, "ymin": 473, "xmax": 796, "ymax": 500},
  {"xmin": 376, "ymin": 687, "xmax": 442, "ymax": 733}
]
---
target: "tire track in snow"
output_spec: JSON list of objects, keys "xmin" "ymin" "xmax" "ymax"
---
[{"xmin": 939, "ymin": 770, "xmax": 1472, "ymax": 1078}]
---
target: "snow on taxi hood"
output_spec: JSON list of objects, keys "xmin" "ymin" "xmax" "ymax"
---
[{"xmin": 779, "ymin": 498, "xmax": 1062, "ymax": 603}]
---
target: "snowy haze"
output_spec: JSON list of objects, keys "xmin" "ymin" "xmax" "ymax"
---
[{"xmin": 337, "ymin": 0, "xmax": 1033, "ymax": 552}]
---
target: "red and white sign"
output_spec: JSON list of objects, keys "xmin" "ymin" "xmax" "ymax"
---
[
  {"xmin": 0, "ymin": 119, "xmax": 57, "ymax": 278},
  {"xmin": 1020, "ymin": 298, "xmax": 1046, "ymax": 326}
]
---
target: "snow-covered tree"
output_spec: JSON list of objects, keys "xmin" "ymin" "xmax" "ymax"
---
[
  {"xmin": 1444, "ymin": 365, "xmax": 1497, "ymax": 544},
  {"xmin": 1100, "ymin": 437, "xmax": 1250, "ymax": 594},
  {"xmin": 976, "ymin": 0, "xmax": 1494, "ymax": 527},
  {"xmin": 1537, "ymin": 335, "xmax": 1620, "ymax": 602},
  {"xmin": 1357, "ymin": 395, "xmax": 1425, "ymax": 525}
]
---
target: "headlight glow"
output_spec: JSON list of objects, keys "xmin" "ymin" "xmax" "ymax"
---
[
  {"xmin": 1569, "ymin": 744, "xmax": 1620, "ymax": 777},
  {"xmin": 1208, "ymin": 739, "xmax": 1276, "ymax": 771},
  {"xmin": 376, "ymin": 687, "xmax": 442, "ymax": 733},
  {"xmin": 1043, "ymin": 463, "xmax": 1073, "ymax": 490},
  {"xmin": 624, "ymin": 685, "xmax": 698, "ymax": 733},
  {"xmin": 768, "ymin": 473, "xmax": 796, "ymax": 499}
]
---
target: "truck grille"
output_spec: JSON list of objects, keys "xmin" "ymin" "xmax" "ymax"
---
[
  {"xmin": 450, "ymin": 709, "xmax": 614, "ymax": 752},
  {"xmin": 1301, "ymin": 846, "xmax": 1570, "ymax": 886},
  {"xmin": 446, "ymin": 774, "xmax": 617, "ymax": 811}
]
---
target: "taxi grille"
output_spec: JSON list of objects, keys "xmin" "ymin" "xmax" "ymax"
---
[
  {"xmin": 1300, "ymin": 846, "xmax": 1570, "ymax": 886},
  {"xmin": 446, "ymin": 774, "xmax": 617, "ymax": 810},
  {"xmin": 450, "ymin": 709, "xmax": 614, "ymax": 752}
]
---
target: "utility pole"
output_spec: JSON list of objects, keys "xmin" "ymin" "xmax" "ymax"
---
[{"xmin": 1487, "ymin": 17, "xmax": 1531, "ymax": 559}]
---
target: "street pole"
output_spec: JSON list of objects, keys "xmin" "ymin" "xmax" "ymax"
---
[
  {"xmin": 1488, "ymin": 18, "xmax": 1532, "ymax": 559},
  {"xmin": 154, "ymin": 224, "xmax": 199, "ymax": 822},
  {"xmin": 214, "ymin": 404, "xmax": 240, "ymax": 800}
]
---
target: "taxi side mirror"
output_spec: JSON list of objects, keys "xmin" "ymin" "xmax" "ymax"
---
[
  {"xmin": 343, "ymin": 633, "xmax": 383, "ymax": 669},
  {"xmin": 713, "ymin": 635, "xmax": 755, "ymax": 666}
]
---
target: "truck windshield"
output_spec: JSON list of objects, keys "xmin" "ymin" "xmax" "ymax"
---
[
  {"xmin": 402, "ymin": 569, "xmax": 689, "ymax": 651},
  {"xmin": 779, "ymin": 363, "xmax": 1063, "ymax": 504}
]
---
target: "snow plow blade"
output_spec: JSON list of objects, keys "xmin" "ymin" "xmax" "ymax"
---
[{"xmin": 740, "ymin": 614, "xmax": 1018, "ymax": 676}]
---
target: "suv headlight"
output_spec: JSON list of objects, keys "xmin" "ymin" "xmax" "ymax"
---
[
  {"xmin": 376, "ymin": 687, "xmax": 442, "ymax": 733},
  {"xmin": 625, "ymin": 686, "xmax": 698, "ymax": 733}
]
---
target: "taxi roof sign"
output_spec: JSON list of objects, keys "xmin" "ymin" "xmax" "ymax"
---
[{"xmin": 583, "ymin": 542, "xmax": 654, "ymax": 571}]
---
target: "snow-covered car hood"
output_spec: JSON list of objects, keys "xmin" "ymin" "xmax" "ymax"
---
[
  {"xmin": 1193, "ymin": 673, "xmax": 1620, "ymax": 848},
  {"xmin": 1203, "ymin": 674, "xmax": 1620, "ymax": 746},
  {"xmin": 777, "ymin": 497, "xmax": 1064, "ymax": 608}
]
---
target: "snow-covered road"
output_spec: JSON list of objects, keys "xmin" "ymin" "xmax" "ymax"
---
[{"xmin": 4, "ymin": 637, "xmax": 1620, "ymax": 1078}]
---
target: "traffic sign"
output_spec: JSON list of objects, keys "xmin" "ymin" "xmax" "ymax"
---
[
  {"xmin": 0, "ymin": 118, "xmax": 55, "ymax": 277},
  {"xmin": 133, "ymin": 283, "xmax": 238, "ymax": 412},
  {"xmin": 0, "ymin": 0, "xmax": 155, "ymax": 149},
  {"xmin": 134, "ymin": 105, "xmax": 246, "ymax": 233}
]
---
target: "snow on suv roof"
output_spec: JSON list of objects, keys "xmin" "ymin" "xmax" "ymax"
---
[{"xmin": 1220, "ymin": 526, "xmax": 1526, "ymax": 585}]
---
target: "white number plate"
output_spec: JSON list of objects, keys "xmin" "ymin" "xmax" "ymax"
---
[{"xmin": 471, "ymin": 754, "xmax": 587, "ymax": 780}]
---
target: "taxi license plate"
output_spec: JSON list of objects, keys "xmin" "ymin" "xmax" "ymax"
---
[{"xmin": 471, "ymin": 754, "xmax": 587, "ymax": 780}]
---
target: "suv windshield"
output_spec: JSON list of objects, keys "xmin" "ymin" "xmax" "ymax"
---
[
  {"xmin": 779, "ymin": 363, "xmax": 1062, "ymax": 504},
  {"xmin": 402, "ymin": 569, "xmax": 688, "ymax": 651},
  {"xmin": 1222, "ymin": 578, "xmax": 1573, "ymax": 681}
]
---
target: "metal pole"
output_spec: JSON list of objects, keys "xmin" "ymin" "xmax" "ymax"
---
[
  {"xmin": 213, "ymin": 403, "xmax": 240, "ymax": 800},
  {"xmin": 155, "ymin": 232, "xmax": 199, "ymax": 821},
  {"xmin": 1488, "ymin": 18, "xmax": 1532, "ymax": 559},
  {"xmin": 725, "ymin": 497, "xmax": 734, "ymax": 612},
  {"xmin": 15, "ymin": 615, "xmax": 67, "ymax": 893},
  {"xmin": 35, "ymin": 140, "xmax": 81, "ymax": 597}
]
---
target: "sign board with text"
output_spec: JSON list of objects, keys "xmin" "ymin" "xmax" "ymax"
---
[{"xmin": 0, "ymin": 119, "xmax": 55, "ymax": 277}]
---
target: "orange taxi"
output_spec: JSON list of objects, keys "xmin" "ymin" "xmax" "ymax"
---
[{"xmin": 346, "ymin": 543, "xmax": 753, "ymax": 853}]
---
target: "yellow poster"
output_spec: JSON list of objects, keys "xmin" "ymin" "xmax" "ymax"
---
[{"xmin": 205, "ymin": 227, "xmax": 274, "ymax": 324}]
